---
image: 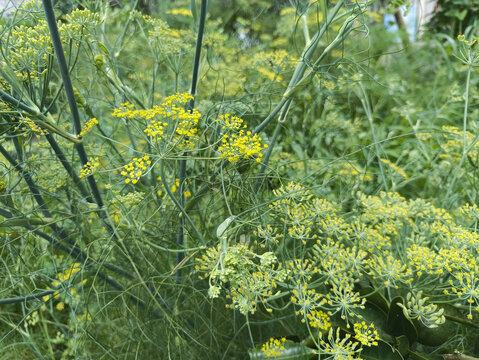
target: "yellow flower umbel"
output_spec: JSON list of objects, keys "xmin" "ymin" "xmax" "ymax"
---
[
  {"xmin": 121, "ymin": 155, "xmax": 152, "ymax": 184},
  {"xmin": 261, "ymin": 337, "xmax": 286, "ymax": 357},
  {"xmin": 353, "ymin": 322, "xmax": 379, "ymax": 347},
  {"xmin": 319, "ymin": 328, "xmax": 361, "ymax": 360},
  {"xmin": 458, "ymin": 34, "xmax": 477, "ymax": 47},
  {"xmin": 79, "ymin": 158, "xmax": 100, "ymax": 178},
  {"xmin": 7, "ymin": 20, "xmax": 52, "ymax": 82},
  {"xmin": 22, "ymin": 117, "xmax": 49, "ymax": 138},
  {"xmin": 79, "ymin": 118, "xmax": 99, "ymax": 137},
  {"xmin": 165, "ymin": 8, "xmax": 192, "ymax": 17},
  {"xmin": 380, "ymin": 158, "xmax": 408, "ymax": 180},
  {"xmin": 307, "ymin": 310, "xmax": 332, "ymax": 333},
  {"xmin": 112, "ymin": 93, "xmax": 201, "ymax": 149},
  {"xmin": 216, "ymin": 114, "xmax": 267, "ymax": 163}
]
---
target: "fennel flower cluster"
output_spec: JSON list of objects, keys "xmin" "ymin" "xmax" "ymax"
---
[
  {"xmin": 79, "ymin": 118, "xmax": 98, "ymax": 137},
  {"xmin": 196, "ymin": 243, "xmax": 287, "ymax": 315},
  {"xmin": 261, "ymin": 337, "xmax": 286, "ymax": 357},
  {"xmin": 120, "ymin": 155, "xmax": 152, "ymax": 184},
  {"xmin": 112, "ymin": 93, "xmax": 200, "ymax": 147},
  {"xmin": 216, "ymin": 114, "xmax": 268, "ymax": 163},
  {"xmin": 79, "ymin": 158, "xmax": 100, "ymax": 178},
  {"xmin": 196, "ymin": 181, "xmax": 479, "ymax": 356},
  {"xmin": 3, "ymin": 7, "xmax": 99, "ymax": 82}
]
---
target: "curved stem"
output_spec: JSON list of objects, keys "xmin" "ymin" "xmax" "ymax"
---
[{"xmin": 0, "ymin": 89, "xmax": 80, "ymax": 143}]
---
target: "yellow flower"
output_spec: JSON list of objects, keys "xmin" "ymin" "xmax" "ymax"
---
[
  {"xmin": 216, "ymin": 115, "xmax": 267, "ymax": 163},
  {"xmin": 79, "ymin": 117, "xmax": 99, "ymax": 137},
  {"xmin": 165, "ymin": 8, "xmax": 192, "ymax": 17},
  {"xmin": 121, "ymin": 155, "xmax": 152, "ymax": 184},
  {"xmin": 79, "ymin": 157, "xmax": 100, "ymax": 178},
  {"xmin": 261, "ymin": 337, "xmax": 286, "ymax": 357}
]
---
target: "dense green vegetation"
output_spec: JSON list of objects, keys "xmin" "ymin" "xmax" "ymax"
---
[{"xmin": 1, "ymin": 0, "xmax": 479, "ymax": 359}]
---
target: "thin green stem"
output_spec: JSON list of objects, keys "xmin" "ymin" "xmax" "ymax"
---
[
  {"xmin": 44, "ymin": 133, "xmax": 92, "ymax": 200},
  {"xmin": 253, "ymin": 4, "xmax": 356, "ymax": 194},
  {"xmin": 0, "ymin": 142, "xmax": 72, "ymax": 243},
  {"xmin": 190, "ymin": 0, "xmax": 199, "ymax": 26},
  {"xmin": 444, "ymin": 314, "xmax": 479, "ymax": 330},
  {"xmin": 0, "ymin": 207, "xmax": 133, "ymax": 280},
  {"xmin": 359, "ymin": 82, "xmax": 389, "ymax": 192},
  {"xmin": 184, "ymin": 0, "xmax": 361, "ymax": 214},
  {"xmin": 444, "ymin": 61, "xmax": 472, "ymax": 202},
  {"xmin": 82, "ymin": 103, "xmax": 126, "ymax": 163},
  {"xmin": 254, "ymin": 123, "xmax": 282, "ymax": 193},
  {"xmin": 160, "ymin": 162, "xmax": 205, "ymax": 245},
  {"xmin": 463, "ymin": 62, "xmax": 472, "ymax": 154},
  {"xmin": 301, "ymin": 14, "xmax": 311, "ymax": 46}
]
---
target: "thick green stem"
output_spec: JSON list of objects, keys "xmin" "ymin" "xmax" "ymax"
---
[
  {"xmin": 0, "ymin": 289, "xmax": 57, "ymax": 306},
  {"xmin": 43, "ymin": 0, "xmax": 104, "ymax": 209},
  {"xmin": 177, "ymin": 0, "xmax": 208, "ymax": 270},
  {"xmin": 301, "ymin": 14, "xmax": 311, "ymax": 46},
  {"xmin": 0, "ymin": 216, "xmax": 53, "ymax": 227}
]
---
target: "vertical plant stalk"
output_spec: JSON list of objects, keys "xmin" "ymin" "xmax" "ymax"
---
[
  {"xmin": 42, "ymin": 0, "xmax": 104, "ymax": 209},
  {"xmin": 444, "ymin": 61, "xmax": 472, "ymax": 201},
  {"xmin": 176, "ymin": 0, "xmax": 207, "ymax": 271},
  {"xmin": 463, "ymin": 62, "xmax": 472, "ymax": 154},
  {"xmin": 358, "ymin": 82, "xmax": 389, "ymax": 192}
]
